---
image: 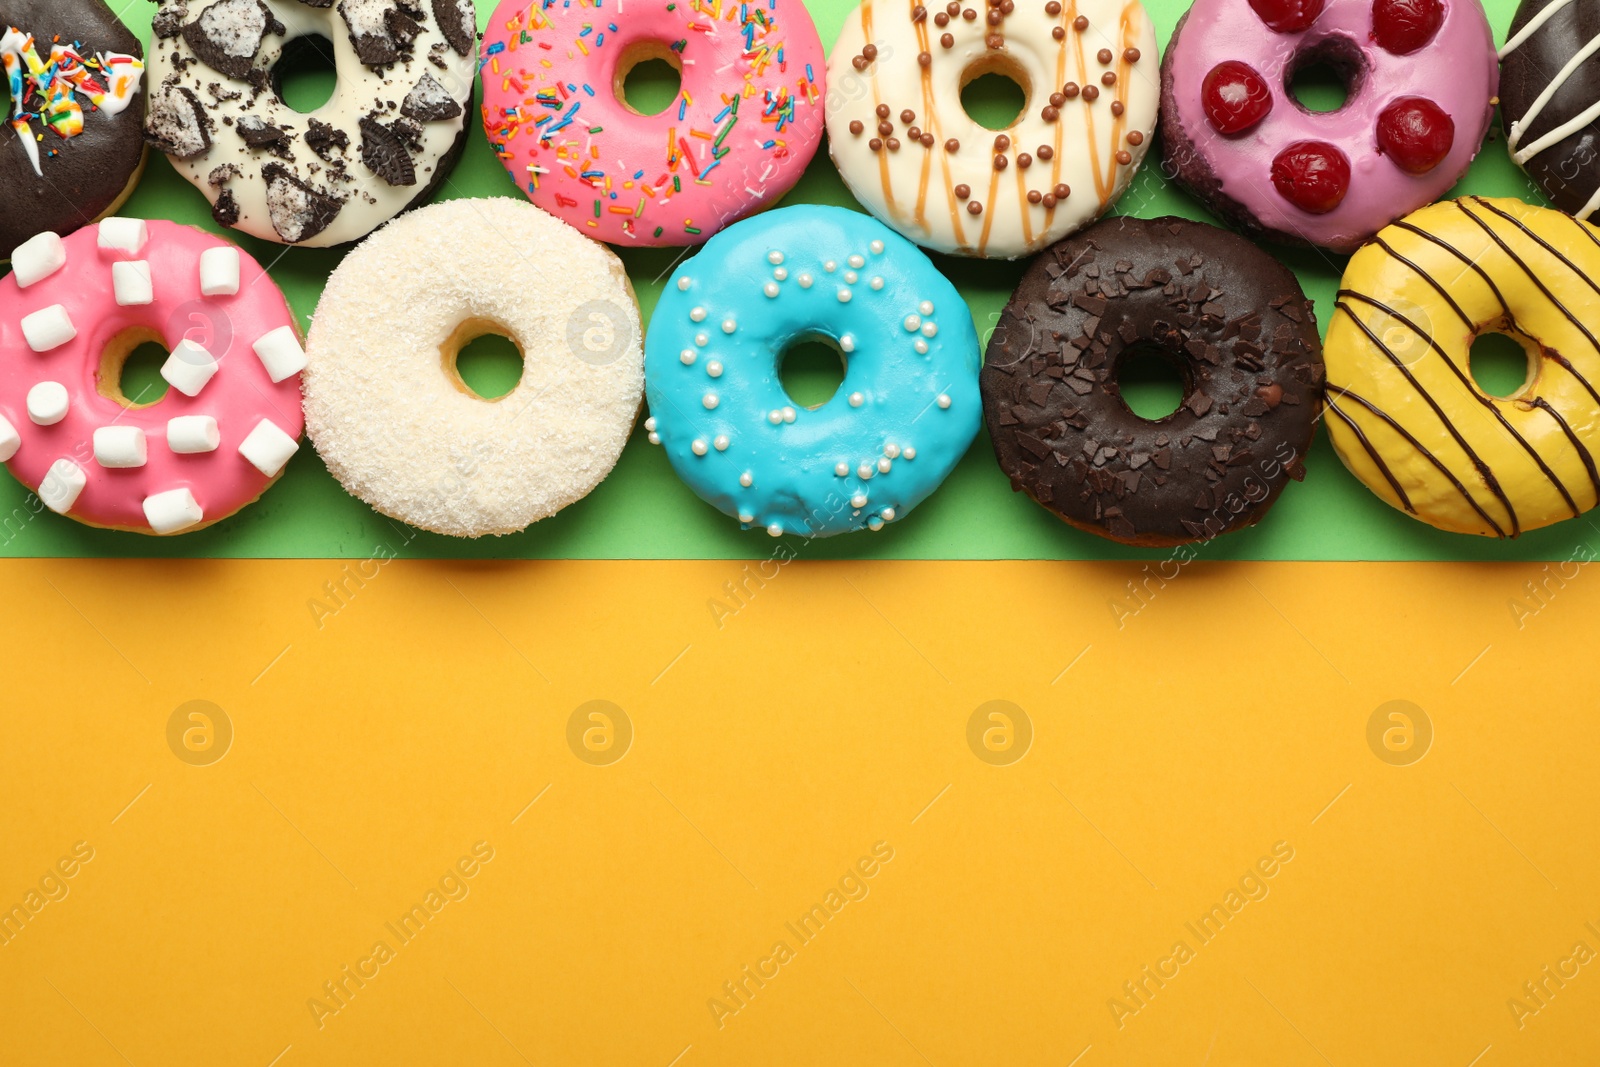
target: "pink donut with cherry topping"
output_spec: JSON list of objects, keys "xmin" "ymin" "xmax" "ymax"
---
[
  {"xmin": 0, "ymin": 219, "xmax": 306, "ymax": 534},
  {"xmin": 478, "ymin": 0, "xmax": 826, "ymax": 246},
  {"xmin": 1159, "ymin": 0, "xmax": 1497, "ymax": 253}
]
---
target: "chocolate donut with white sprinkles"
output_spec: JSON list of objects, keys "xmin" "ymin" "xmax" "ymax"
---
[{"xmin": 980, "ymin": 216, "xmax": 1325, "ymax": 546}]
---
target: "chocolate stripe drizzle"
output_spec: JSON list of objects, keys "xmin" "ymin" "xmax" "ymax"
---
[
  {"xmin": 1532, "ymin": 396, "xmax": 1600, "ymax": 502},
  {"xmin": 1323, "ymin": 395, "xmax": 1415, "ymax": 513}
]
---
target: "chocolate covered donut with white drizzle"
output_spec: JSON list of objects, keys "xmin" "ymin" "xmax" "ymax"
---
[{"xmin": 1501, "ymin": 0, "xmax": 1600, "ymax": 220}]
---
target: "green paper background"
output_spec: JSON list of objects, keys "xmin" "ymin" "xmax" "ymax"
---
[{"xmin": 4, "ymin": 0, "xmax": 1586, "ymax": 561}]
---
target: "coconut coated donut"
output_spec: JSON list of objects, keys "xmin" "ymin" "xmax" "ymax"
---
[
  {"xmin": 1500, "ymin": 0, "xmax": 1600, "ymax": 220},
  {"xmin": 1159, "ymin": 0, "xmax": 1497, "ymax": 253},
  {"xmin": 644, "ymin": 205, "xmax": 981, "ymax": 538},
  {"xmin": 0, "ymin": 219, "xmax": 306, "ymax": 534},
  {"xmin": 825, "ymin": 0, "xmax": 1159, "ymax": 259},
  {"xmin": 479, "ymin": 0, "xmax": 826, "ymax": 246},
  {"xmin": 981, "ymin": 216, "xmax": 1323, "ymax": 546},
  {"xmin": 304, "ymin": 198, "xmax": 644, "ymax": 537},
  {"xmin": 1, "ymin": 1, "xmax": 146, "ymax": 262},
  {"xmin": 1325, "ymin": 197, "xmax": 1600, "ymax": 538},
  {"xmin": 144, "ymin": 0, "xmax": 478, "ymax": 246}
]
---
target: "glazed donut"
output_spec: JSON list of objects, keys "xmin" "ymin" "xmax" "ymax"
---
[
  {"xmin": 304, "ymin": 198, "xmax": 644, "ymax": 537},
  {"xmin": 0, "ymin": 219, "xmax": 306, "ymax": 534},
  {"xmin": 981, "ymin": 216, "xmax": 1323, "ymax": 546},
  {"xmin": 1159, "ymin": 0, "xmax": 1497, "ymax": 253},
  {"xmin": 1, "ymin": 2, "xmax": 145, "ymax": 261},
  {"xmin": 478, "ymin": 0, "xmax": 825, "ymax": 246},
  {"xmin": 1501, "ymin": 0, "xmax": 1600, "ymax": 220},
  {"xmin": 644, "ymin": 205, "xmax": 980, "ymax": 538},
  {"xmin": 1325, "ymin": 197, "xmax": 1600, "ymax": 538},
  {"xmin": 144, "ymin": 0, "xmax": 478, "ymax": 247},
  {"xmin": 824, "ymin": 0, "xmax": 1158, "ymax": 260}
]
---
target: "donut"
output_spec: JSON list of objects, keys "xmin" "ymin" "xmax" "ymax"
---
[
  {"xmin": 824, "ymin": 0, "xmax": 1159, "ymax": 260},
  {"xmin": 1501, "ymin": 0, "xmax": 1600, "ymax": 220},
  {"xmin": 1325, "ymin": 197, "xmax": 1600, "ymax": 538},
  {"xmin": 0, "ymin": 219, "xmax": 306, "ymax": 534},
  {"xmin": 304, "ymin": 198, "xmax": 644, "ymax": 538},
  {"xmin": 980, "ymin": 216, "xmax": 1324, "ymax": 546},
  {"xmin": 1159, "ymin": 0, "xmax": 1497, "ymax": 253},
  {"xmin": 477, "ymin": 0, "xmax": 825, "ymax": 246},
  {"xmin": 1, "ymin": 1, "xmax": 146, "ymax": 262},
  {"xmin": 144, "ymin": 0, "xmax": 478, "ymax": 247},
  {"xmin": 644, "ymin": 204, "xmax": 981, "ymax": 538}
]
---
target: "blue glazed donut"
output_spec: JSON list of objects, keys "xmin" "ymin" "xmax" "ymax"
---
[{"xmin": 644, "ymin": 205, "xmax": 982, "ymax": 538}]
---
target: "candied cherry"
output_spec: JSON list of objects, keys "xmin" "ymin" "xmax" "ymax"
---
[
  {"xmin": 1372, "ymin": 0, "xmax": 1444, "ymax": 55},
  {"xmin": 1377, "ymin": 96, "xmax": 1454, "ymax": 174},
  {"xmin": 1247, "ymin": 0, "xmax": 1325, "ymax": 33},
  {"xmin": 1202, "ymin": 61, "xmax": 1274, "ymax": 134},
  {"xmin": 1271, "ymin": 141, "xmax": 1351, "ymax": 213}
]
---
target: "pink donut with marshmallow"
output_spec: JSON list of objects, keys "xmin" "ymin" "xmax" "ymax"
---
[
  {"xmin": 479, "ymin": 0, "xmax": 826, "ymax": 246},
  {"xmin": 0, "ymin": 219, "xmax": 306, "ymax": 535}
]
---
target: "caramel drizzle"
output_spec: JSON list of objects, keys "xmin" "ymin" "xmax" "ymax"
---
[
  {"xmin": 861, "ymin": 2, "xmax": 896, "ymax": 211},
  {"xmin": 1043, "ymin": 2, "xmax": 1072, "ymax": 231}
]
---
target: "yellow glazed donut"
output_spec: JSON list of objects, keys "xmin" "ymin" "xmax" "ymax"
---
[{"xmin": 1325, "ymin": 196, "xmax": 1600, "ymax": 537}]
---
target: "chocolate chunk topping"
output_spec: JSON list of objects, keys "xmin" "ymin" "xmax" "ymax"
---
[
  {"xmin": 182, "ymin": 0, "xmax": 284, "ymax": 80},
  {"xmin": 306, "ymin": 118, "xmax": 351, "ymax": 160},
  {"xmin": 153, "ymin": 3, "xmax": 190, "ymax": 39},
  {"xmin": 433, "ymin": 0, "xmax": 477, "ymax": 56},
  {"xmin": 237, "ymin": 114, "xmax": 290, "ymax": 148},
  {"xmin": 146, "ymin": 85, "xmax": 214, "ymax": 160},
  {"xmin": 359, "ymin": 115, "xmax": 417, "ymax": 185},
  {"xmin": 401, "ymin": 73, "xmax": 464, "ymax": 122},
  {"xmin": 339, "ymin": 0, "xmax": 419, "ymax": 66},
  {"xmin": 213, "ymin": 188, "xmax": 241, "ymax": 226},
  {"xmin": 208, "ymin": 162, "xmax": 241, "ymax": 186},
  {"xmin": 263, "ymin": 163, "xmax": 345, "ymax": 242}
]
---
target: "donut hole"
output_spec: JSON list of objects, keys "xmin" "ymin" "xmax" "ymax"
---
[
  {"xmin": 272, "ymin": 35, "xmax": 339, "ymax": 114},
  {"xmin": 959, "ymin": 54, "xmax": 1030, "ymax": 131},
  {"xmin": 98, "ymin": 328, "xmax": 171, "ymax": 409},
  {"xmin": 443, "ymin": 320, "xmax": 526, "ymax": 402},
  {"xmin": 1112, "ymin": 343, "xmax": 1190, "ymax": 421},
  {"xmin": 778, "ymin": 334, "xmax": 848, "ymax": 409},
  {"xmin": 1469, "ymin": 330, "xmax": 1538, "ymax": 399},
  {"xmin": 1286, "ymin": 37, "xmax": 1366, "ymax": 115},
  {"xmin": 615, "ymin": 42, "xmax": 684, "ymax": 117}
]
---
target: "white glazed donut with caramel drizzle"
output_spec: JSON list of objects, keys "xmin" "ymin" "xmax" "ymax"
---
[{"xmin": 825, "ymin": 0, "xmax": 1158, "ymax": 259}]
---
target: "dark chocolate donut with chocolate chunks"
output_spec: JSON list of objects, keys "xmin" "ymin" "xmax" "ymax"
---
[
  {"xmin": 1501, "ymin": 0, "xmax": 1600, "ymax": 221},
  {"xmin": 981, "ymin": 216, "xmax": 1325, "ymax": 546},
  {"xmin": 145, "ymin": 0, "xmax": 478, "ymax": 246},
  {"xmin": 0, "ymin": 1, "xmax": 146, "ymax": 261}
]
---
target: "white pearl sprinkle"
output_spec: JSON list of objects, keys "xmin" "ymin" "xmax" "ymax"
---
[
  {"xmin": 707, "ymin": 360, "xmax": 723, "ymax": 377},
  {"xmin": 919, "ymin": 301, "xmax": 934, "ymax": 315},
  {"xmin": 645, "ymin": 417, "xmax": 657, "ymax": 431},
  {"xmin": 714, "ymin": 434, "xmax": 730, "ymax": 451},
  {"xmin": 844, "ymin": 271, "xmax": 858, "ymax": 284},
  {"xmin": 768, "ymin": 409, "xmax": 783, "ymax": 425},
  {"xmin": 848, "ymin": 254, "xmax": 865, "ymax": 269},
  {"xmin": 824, "ymin": 260, "xmax": 837, "ymax": 273},
  {"xmin": 680, "ymin": 349, "xmax": 697, "ymax": 365},
  {"xmin": 722, "ymin": 319, "xmax": 737, "ymax": 334},
  {"xmin": 851, "ymin": 493, "xmax": 868, "ymax": 508},
  {"xmin": 690, "ymin": 306, "xmax": 707, "ymax": 322},
  {"xmin": 798, "ymin": 273, "xmax": 814, "ymax": 288},
  {"xmin": 904, "ymin": 447, "xmax": 917, "ymax": 460},
  {"xmin": 703, "ymin": 393, "xmax": 720, "ymax": 409},
  {"xmin": 922, "ymin": 322, "xmax": 938, "ymax": 338},
  {"xmin": 840, "ymin": 335, "xmax": 856, "ymax": 353},
  {"xmin": 739, "ymin": 511, "xmax": 754, "ymax": 523},
  {"xmin": 695, "ymin": 332, "xmax": 709, "ymax": 347},
  {"xmin": 849, "ymin": 392, "xmax": 864, "ymax": 407},
  {"xmin": 740, "ymin": 472, "xmax": 754, "ymax": 487},
  {"xmin": 915, "ymin": 339, "xmax": 929, "ymax": 354},
  {"xmin": 838, "ymin": 289, "xmax": 852, "ymax": 303},
  {"xmin": 768, "ymin": 250, "xmax": 785, "ymax": 265},
  {"xmin": 870, "ymin": 277, "xmax": 884, "ymax": 290},
  {"xmin": 764, "ymin": 282, "xmax": 780, "ymax": 298},
  {"xmin": 878, "ymin": 457, "xmax": 892, "ymax": 473},
  {"xmin": 767, "ymin": 523, "xmax": 783, "ymax": 537},
  {"xmin": 858, "ymin": 463, "xmax": 874, "ymax": 479},
  {"xmin": 882, "ymin": 507, "xmax": 897, "ymax": 521},
  {"xmin": 884, "ymin": 444, "xmax": 902, "ymax": 459},
  {"xmin": 648, "ymin": 432, "xmax": 661, "ymax": 445},
  {"xmin": 870, "ymin": 240, "xmax": 885, "ymax": 254},
  {"xmin": 677, "ymin": 277, "xmax": 692, "ymax": 290},
  {"xmin": 692, "ymin": 439, "xmax": 708, "ymax": 455},
  {"xmin": 869, "ymin": 517, "xmax": 884, "ymax": 531},
  {"xmin": 774, "ymin": 267, "xmax": 788, "ymax": 281},
  {"xmin": 835, "ymin": 461, "xmax": 850, "ymax": 477},
  {"xmin": 904, "ymin": 315, "xmax": 922, "ymax": 332},
  {"xmin": 782, "ymin": 406, "xmax": 796, "ymax": 423},
  {"xmin": 937, "ymin": 394, "xmax": 951, "ymax": 409}
]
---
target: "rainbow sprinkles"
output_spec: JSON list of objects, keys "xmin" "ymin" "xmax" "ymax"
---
[{"xmin": 1, "ymin": 26, "xmax": 143, "ymax": 177}]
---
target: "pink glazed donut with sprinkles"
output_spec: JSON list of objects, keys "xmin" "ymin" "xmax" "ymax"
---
[
  {"xmin": 0, "ymin": 219, "xmax": 306, "ymax": 534},
  {"xmin": 1159, "ymin": 0, "xmax": 1497, "ymax": 253},
  {"xmin": 479, "ymin": 0, "xmax": 826, "ymax": 245}
]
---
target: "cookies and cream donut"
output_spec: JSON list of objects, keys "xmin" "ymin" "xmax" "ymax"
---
[
  {"xmin": 479, "ymin": 0, "xmax": 826, "ymax": 245},
  {"xmin": 144, "ymin": 0, "xmax": 478, "ymax": 247},
  {"xmin": 1325, "ymin": 197, "xmax": 1600, "ymax": 537},
  {"xmin": 644, "ymin": 205, "xmax": 981, "ymax": 538},
  {"xmin": 982, "ymin": 216, "xmax": 1323, "ymax": 546},
  {"xmin": 0, "ymin": 219, "xmax": 306, "ymax": 534},
  {"xmin": 1160, "ymin": 0, "xmax": 1497, "ymax": 253},
  {"xmin": 1501, "ymin": 0, "xmax": 1600, "ymax": 220},
  {"xmin": 304, "ymin": 198, "xmax": 644, "ymax": 537},
  {"xmin": 825, "ymin": 0, "xmax": 1158, "ymax": 259},
  {"xmin": 1, "ymin": 1, "xmax": 146, "ymax": 261}
]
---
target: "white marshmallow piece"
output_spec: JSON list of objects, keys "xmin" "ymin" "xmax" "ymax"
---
[
  {"xmin": 161, "ymin": 341, "xmax": 219, "ymax": 397},
  {"xmin": 252, "ymin": 326, "xmax": 307, "ymax": 383},
  {"xmin": 112, "ymin": 261, "xmax": 153, "ymax": 306},
  {"xmin": 12, "ymin": 232, "xmax": 66, "ymax": 288},
  {"xmin": 26, "ymin": 381, "xmax": 69, "ymax": 425},
  {"xmin": 21, "ymin": 305, "xmax": 75, "ymax": 352},
  {"xmin": 166, "ymin": 415, "xmax": 220, "ymax": 454},
  {"xmin": 97, "ymin": 217, "xmax": 148, "ymax": 254},
  {"xmin": 143, "ymin": 488, "xmax": 204, "ymax": 534},
  {"xmin": 199, "ymin": 246, "xmax": 242, "ymax": 297},
  {"xmin": 0, "ymin": 415, "xmax": 19, "ymax": 462},
  {"xmin": 39, "ymin": 458, "xmax": 86, "ymax": 514},
  {"xmin": 238, "ymin": 418, "xmax": 299, "ymax": 477},
  {"xmin": 94, "ymin": 425, "xmax": 147, "ymax": 468}
]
